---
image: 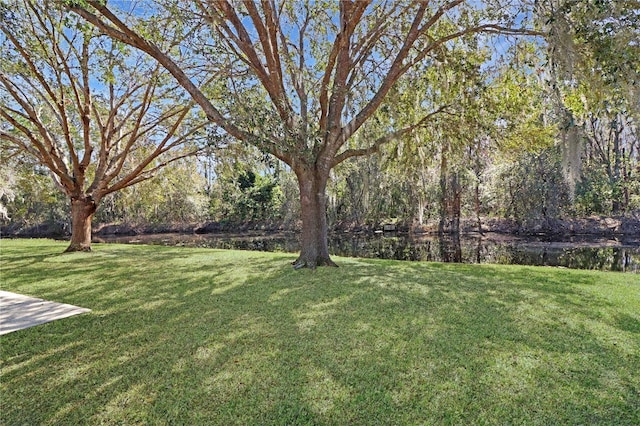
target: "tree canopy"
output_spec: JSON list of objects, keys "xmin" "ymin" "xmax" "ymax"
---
[{"xmin": 0, "ymin": 0, "xmax": 209, "ymax": 251}]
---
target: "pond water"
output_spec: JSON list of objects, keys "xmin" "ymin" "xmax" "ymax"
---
[{"xmin": 95, "ymin": 231, "xmax": 640, "ymax": 273}]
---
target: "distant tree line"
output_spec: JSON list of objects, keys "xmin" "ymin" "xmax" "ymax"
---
[{"xmin": 2, "ymin": 115, "xmax": 638, "ymax": 235}]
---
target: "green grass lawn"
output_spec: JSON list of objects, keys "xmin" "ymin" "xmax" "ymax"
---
[{"xmin": 1, "ymin": 239, "xmax": 639, "ymax": 425}]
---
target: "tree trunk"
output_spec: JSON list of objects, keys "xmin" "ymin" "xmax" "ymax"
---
[
  {"xmin": 438, "ymin": 149, "xmax": 448, "ymax": 234},
  {"xmin": 622, "ymin": 147, "xmax": 630, "ymax": 212},
  {"xmin": 65, "ymin": 196, "xmax": 97, "ymax": 252},
  {"xmin": 474, "ymin": 182, "xmax": 482, "ymax": 233},
  {"xmin": 611, "ymin": 117, "xmax": 623, "ymax": 214},
  {"xmin": 451, "ymin": 172, "xmax": 461, "ymax": 234},
  {"xmin": 293, "ymin": 168, "xmax": 337, "ymax": 269},
  {"xmin": 474, "ymin": 174, "xmax": 483, "ymax": 234},
  {"xmin": 417, "ymin": 195, "xmax": 426, "ymax": 226}
]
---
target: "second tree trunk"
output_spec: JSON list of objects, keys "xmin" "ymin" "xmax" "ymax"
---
[{"xmin": 65, "ymin": 196, "xmax": 97, "ymax": 252}]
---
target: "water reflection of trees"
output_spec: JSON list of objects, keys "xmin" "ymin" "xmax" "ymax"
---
[
  {"xmin": 97, "ymin": 232, "xmax": 639, "ymax": 272},
  {"xmin": 558, "ymin": 248, "xmax": 636, "ymax": 272},
  {"xmin": 438, "ymin": 234, "xmax": 462, "ymax": 263},
  {"xmin": 331, "ymin": 235, "xmax": 640, "ymax": 272}
]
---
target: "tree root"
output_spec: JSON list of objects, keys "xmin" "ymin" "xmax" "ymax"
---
[
  {"xmin": 292, "ymin": 259, "xmax": 311, "ymax": 270},
  {"xmin": 64, "ymin": 244, "xmax": 92, "ymax": 253},
  {"xmin": 292, "ymin": 256, "xmax": 339, "ymax": 270}
]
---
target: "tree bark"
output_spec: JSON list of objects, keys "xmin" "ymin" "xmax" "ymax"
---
[
  {"xmin": 65, "ymin": 196, "xmax": 97, "ymax": 252},
  {"xmin": 612, "ymin": 116, "xmax": 623, "ymax": 214},
  {"xmin": 293, "ymin": 168, "xmax": 337, "ymax": 269},
  {"xmin": 438, "ymin": 149, "xmax": 448, "ymax": 235},
  {"xmin": 474, "ymin": 179, "xmax": 483, "ymax": 234},
  {"xmin": 451, "ymin": 172, "xmax": 461, "ymax": 234},
  {"xmin": 417, "ymin": 196, "xmax": 426, "ymax": 226}
]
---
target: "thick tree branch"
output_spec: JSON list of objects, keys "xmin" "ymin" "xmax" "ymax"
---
[
  {"xmin": 69, "ymin": 2, "xmax": 247, "ymax": 141},
  {"xmin": 337, "ymin": 2, "xmax": 428, "ymax": 145},
  {"xmin": 70, "ymin": 0, "xmax": 292, "ymax": 165},
  {"xmin": 29, "ymin": 7, "xmax": 83, "ymax": 173},
  {"xmin": 320, "ymin": 0, "xmax": 371, "ymax": 138},
  {"xmin": 0, "ymin": 73, "xmax": 73, "ymax": 182}
]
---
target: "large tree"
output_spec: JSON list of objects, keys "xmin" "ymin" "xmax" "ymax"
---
[
  {"xmin": 71, "ymin": 0, "xmax": 541, "ymax": 267},
  {"xmin": 0, "ymin": 0, "xmax": 208, "ymax": 251}
]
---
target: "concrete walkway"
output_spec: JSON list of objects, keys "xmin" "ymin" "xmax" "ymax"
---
[{"xmin": 0, "ymin": 291, "xmax": 91, "ymax": 335}]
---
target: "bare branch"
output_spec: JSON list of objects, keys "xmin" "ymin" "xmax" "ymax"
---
[
  {"xmin": 332, "ymin": 105, "xmax": 450, "ymax": 167},
  {"xmin": 69, "ymin": 1, "xmax": 250, "ymax": 143},
  {"xmin": 101, "ymin": 148, "xmax": 198, "ymax": 195}
]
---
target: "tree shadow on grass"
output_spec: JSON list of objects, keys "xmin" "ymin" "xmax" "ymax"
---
[
  {"xmin": 615, "ymin": 313, "xmax": 640, "ymax": 334},
  {"xmin": 1, "ymin": 249, "xmax": 639, "ymax": 424}
]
